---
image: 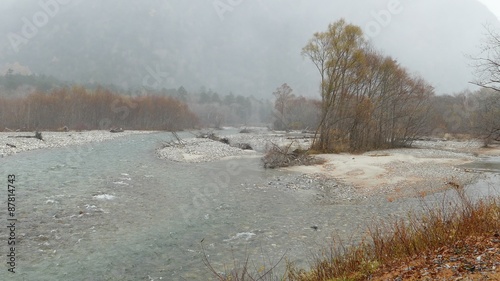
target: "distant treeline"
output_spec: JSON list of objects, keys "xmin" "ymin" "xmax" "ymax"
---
[
  {"xmin": 0, "ymin": 72, "xmax": 67, "ymax": 94},
  {"xmin": 0, "ymin": 72, "xmax": 276, "ymax": 128},
  {"xmin": 0, "ymin": 86, "xmax": 198, "ymax": 131}
]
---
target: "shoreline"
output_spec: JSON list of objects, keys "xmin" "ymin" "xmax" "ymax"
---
[
  {"xmin": 0, "ymin": 130, "xmax": 156, "ymax": 157},
  {"xmin": 156, "ymin": 129, "xmax": 312, "ymax": 163},
  {"xmin": 157, "ymin": 131, "xmax": 500, "ymax": 200},
  {"xmin": 155, "ymin": 130, "xmax": 499, "ymax": 200},
  {"xmin": 2, "ymin": 128, "xmax": 497, "ymax": 201}
]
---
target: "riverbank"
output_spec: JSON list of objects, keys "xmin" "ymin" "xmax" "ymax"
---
[
  {"xmin": 157, "ymin": 130, "xmax": 497, "ymax": 200},
  {"xmin": 286, "ymin": 147, "xmax": 480, "ymax": 200},
  {"xmin": 1, "ymin": 129, "xmax": 495, "ymax": 201},
  {"xmin": 156, "ymin": 128, "xmax": 312, "ymax": 163},
  {"xmin": 0, "ymin": 130, "xmax": 155, "ymax": 157},
  {"xmin": 1, "ymin": 128, "xmax": 498, "ymax": 280}
]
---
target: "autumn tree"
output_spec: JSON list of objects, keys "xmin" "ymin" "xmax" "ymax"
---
[
  {"xmin": 302, "ymin": 19, "xmax": 366, "ymax": 150},
  {"xmin": 270, "ymin": 83, "xmax": 320, "ymax": 131},
  {"xmin": 272, "ymin": 83, "xmax": 295, "ymax": 130},
  {"xmin": 302, "ymin": 19, "xmax": 433, "ymax": 152},
  {"xmin": 188, "ymin": 90, "xmax": 264, "ymax": 127},
  {"xmin": 0, "ymin": 86, "xmax": 199, "ymax": 131}
]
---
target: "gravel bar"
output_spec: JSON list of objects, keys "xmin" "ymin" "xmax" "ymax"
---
[
  {"xmin": 156, "ymin": 131, "xmax": 313, "ymax": 163},
  {"xmin": 0, "ymin": 130, "xmax": 155, "ymax": 157}
]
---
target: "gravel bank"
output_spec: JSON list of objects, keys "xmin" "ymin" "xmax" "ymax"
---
[
  {"xmin": 245, "ymin": 172, "xmax": 366, "ymax": 204},
  {"xmin": 0, "ymin": 130, "xmax": 154, "ymax": 157},
  {"xmin": 412, "ymin": 139, "xmax": 483, "ymax": 154},
  {"xmin": 366, "ymin": 148, "xmax": 479, "ymax": 198},
  {"xmin": 260, "ymin": 147, "xmax": 481, "ymax": 203},
  {"xmin": 156, "ymin": 130, "xmax": 313, "ymax": 163},
  {"xmin": 155, "ymin": 130, "xmax": 495, "ymax": 199},
  {"xmin": 156, "ymin": 138, "xmax": 258, "ymax": 162}
]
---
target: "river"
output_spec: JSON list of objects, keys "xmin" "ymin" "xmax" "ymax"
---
[{"xmin": 0, "ymin": 132, "xmax": 498, "ymax": 280}]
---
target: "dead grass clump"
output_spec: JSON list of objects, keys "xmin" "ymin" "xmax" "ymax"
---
[
  {"xmin": 262, "ymin": 142, "xmax": 324, "ymax": 169},
  {"xmin": 202, "ymin": 242, "xmax": 287, "ymax": 281}
]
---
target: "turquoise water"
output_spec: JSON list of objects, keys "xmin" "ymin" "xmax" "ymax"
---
[
  {"xmin": 460, "ymin": 156, "xmax": 500, "ymax": 173},
  {"xmin": 0, "ymin": 133, "xmax": 498, "ymax": 280}
]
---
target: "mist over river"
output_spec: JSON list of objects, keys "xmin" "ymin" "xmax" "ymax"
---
[{"xmin": 0, "ymin": 132, "xmax": 498, "ymax": 280}]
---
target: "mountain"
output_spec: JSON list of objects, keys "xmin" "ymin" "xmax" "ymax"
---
[{"xmin": 1, "ymin": 0, "xmax": 499, "ymax": 97}]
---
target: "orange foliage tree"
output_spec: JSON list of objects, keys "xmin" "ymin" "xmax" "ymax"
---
[
  {"xmin": 302, "ymin": 19, "xmax": 433, "ymax": 152},
  {"xmin": 0, "ymin": 86, "xmax": 198, "ymax": 131}
]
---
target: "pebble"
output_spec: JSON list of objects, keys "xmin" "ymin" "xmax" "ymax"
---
[{"xmin": 0, "ymin": 130, "xmax": 154, "ymax": 157}]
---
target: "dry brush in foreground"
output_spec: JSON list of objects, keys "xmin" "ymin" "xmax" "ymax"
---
[{"xmin": 208, "ymin": 184, "xmax": 500, "ymax": 280}]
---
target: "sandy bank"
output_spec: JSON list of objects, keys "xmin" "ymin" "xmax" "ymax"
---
[
  {"xmin": 285, "ymin": 147, "xmax": 482, "ymax": 198},
  {"xmin": 156, "ymin": 129, "xmax": 496, "ymax": 200}
]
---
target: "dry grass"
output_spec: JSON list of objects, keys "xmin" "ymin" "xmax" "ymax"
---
[
  {"xmin": 208, "ymin": 183, "xmax": 500, "ymax": 280},
  {"xmin": 287, "ymin": 184, "xmax": 499, "ymax": 280},
  {"xmin": 202, "ymin": 243, "xmax": 287, "ymax": 281},
  {"xmin": 262, "ymin": 142, "xmax": 325, "ymax": 169}
]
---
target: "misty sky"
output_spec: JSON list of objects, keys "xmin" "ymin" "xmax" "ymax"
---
[
  {"xmin": 477, "ymin": 0, "xmax": 500, "ymax": 19},
  {"xmin": 1, "ymin": 0, "xmax": 500, "ymax": 97}
]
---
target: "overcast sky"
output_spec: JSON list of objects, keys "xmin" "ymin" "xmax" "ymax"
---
[
  {"xmin": 477, "ymin": 0, "xmax": 500, "ymax": 19},
  {"xmin": 1, "ymin": 0, "xmax": 500, "ymax": 97}
]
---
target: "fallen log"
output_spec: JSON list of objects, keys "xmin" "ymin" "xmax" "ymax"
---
[
  {"xmin": 262, "ymin": 141, "xmax": 323, "ymax": 169},
  {"xmin": 6, "ymin": 143, "xmax": 16, "ymax": 148},
  {"xmin": 7, "ymin": 131, "xmax": 43, "ymax": 141},
  {"xmin": 110, "ymin": 128, "xmax": 124, "ymax": 133},
  {"xmin": 231, "ymin": 143, "xmax": 253, "ymax": 150}
]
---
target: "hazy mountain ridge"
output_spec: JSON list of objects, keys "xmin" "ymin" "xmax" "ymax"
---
[{"xmin": 1, "ymin": 0, "xmax": 499, "ymax": 97}]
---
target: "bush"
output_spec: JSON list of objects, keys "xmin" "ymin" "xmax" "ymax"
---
[{"xmin": 262, "ymin": 142, "xmax": 324, "ymax": 169}]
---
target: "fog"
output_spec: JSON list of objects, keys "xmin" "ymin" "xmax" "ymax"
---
[{"xmin": 1, "ymin": 0, "xmax": 499, "ymax": 97}]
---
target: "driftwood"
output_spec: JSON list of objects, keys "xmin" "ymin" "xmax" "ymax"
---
[
  {"xmin": 195, "ymin": 131, "xmax": 253, "ymax": 150},
  {"xmin": 197, "ymin": 132, "xmax": 229, "ymax": 144},
  {"xmin": 161, "ymin": 132, "xmax": 185, "ymax": 148},
  {"xmin": 262, "ymin": 141, "xmax": 322, "ymax": 169},
  {"xmin": 7, "ymin": 131, "xmax": 43, "ymax": 141},
  {"xmin": 57, "ymin": 126, "xmax": 69, "ymax": 132},
  {"xmin": 231, "ymin": 143, "xmax": 253, "ymax": 150},
  {"xmin": 6, "ymin": 143, "xmax": 16, "ymax": 148},
  {"xmin": 5, "ymin": 127, "xmax": 31, "ymax": 132}
]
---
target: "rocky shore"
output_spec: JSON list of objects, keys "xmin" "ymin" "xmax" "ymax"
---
[
  {"xmin": 156, "ymin": 130, "xmax": 496, "ymax": 201},
  {"xmin": 0, "ymin": 130, "xmax": 153, "ymax": 157},
  {"xmin": 2, "ymin": 128, "xmax": 495, "ymax": 201},
  {"xmin": 156, "ymin": 137, "xmax": 258, "ymax": 162},
  {"xmin": 156, "ymin": 129, "xmax": 312, "ymax": 163}
]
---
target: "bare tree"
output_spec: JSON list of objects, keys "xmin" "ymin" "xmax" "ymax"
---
[
  {"xmin": 470, "ymin": 89, "xmax": 500, "ymax": 146},
  {"xmin": 302, "ymin": 19, "xmax": 432, "ymax": 152},
  {"xmin": 469, "ymin": 25, "xmax": 500, "ymax": 144},
  {"xmin": 272, "ymin": 83, "xmax": 295, "ymax": 130},
  {"xmin": 470, "ymin": 25, "xmax": 500, "ymax": 91}
]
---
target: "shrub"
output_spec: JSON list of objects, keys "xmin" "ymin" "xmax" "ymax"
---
[{"xmin": 262, "ymin": 142, "xmax": 324, "ymax": 169}]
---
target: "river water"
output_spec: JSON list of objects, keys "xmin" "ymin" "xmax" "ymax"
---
[{"xmin": 0, "ymin": 132, "xmax": 498, "ymax": 280}]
